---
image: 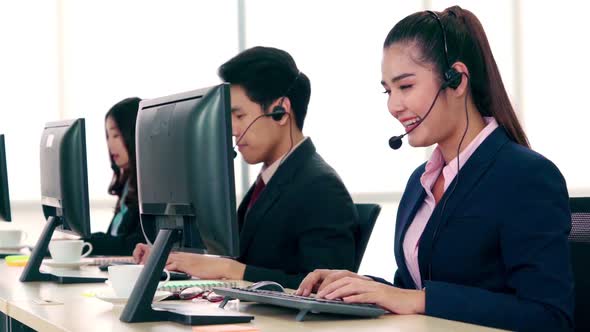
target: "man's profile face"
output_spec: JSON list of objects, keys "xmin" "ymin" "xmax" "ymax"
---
[{"xmin": 230, "ymin": 85, "xmax": 281, "ymax": 165}]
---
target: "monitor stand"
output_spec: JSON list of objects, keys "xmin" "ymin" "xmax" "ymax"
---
[
  {"xmin": 20, "ymin": 216, "xmax": 106, "ymax": 283},
  {"xmin": 119, "ymin": 228, "xmax": 253, "ymax": 325}
]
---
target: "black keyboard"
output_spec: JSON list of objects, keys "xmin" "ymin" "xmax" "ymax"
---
[{"xmin": 214, "ymin": 287, "xmax": 387, "ymax": 321}]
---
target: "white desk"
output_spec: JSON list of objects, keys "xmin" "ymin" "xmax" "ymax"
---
[
  {"xmin": 0, "ymin": 262, "xmax": 506, "ymax": 332},
  {"xmin": 0, "ymin": 296, "xmax": 6, "ymax": 314}
]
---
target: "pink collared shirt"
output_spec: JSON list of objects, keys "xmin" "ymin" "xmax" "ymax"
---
[{"xmin": 402, "ymin": 117, "xmax": 499, "ymax": 289}]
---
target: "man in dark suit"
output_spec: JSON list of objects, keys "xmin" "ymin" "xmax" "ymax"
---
[{"xmin": 134, "ymin": 46, "xmax": 357, "ymax": 289}]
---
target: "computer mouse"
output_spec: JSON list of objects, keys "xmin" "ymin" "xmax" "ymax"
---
[{"xmin": 248, "ymin": 280, "xmax": 285, "ymax": 292}]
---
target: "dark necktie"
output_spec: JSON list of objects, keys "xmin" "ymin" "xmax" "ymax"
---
[{"xmin": 247, "ymin": 177, "xmax": 266, "ymax": 211}]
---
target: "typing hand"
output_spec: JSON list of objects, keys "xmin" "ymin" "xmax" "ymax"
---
[
  {"xmin": 316, "ymin": 277, "xmax": 425, "ymax": 315},
  {"xmin": 132, "ymin": 243, "xmax": 151, "ymax": 264},
  {"xmin": 296, "ymin": 269, "xmax": 371, "ymax": 297},
  {"xmin": 165, "ymin": 252, "xmax": 245, "ymax": 280}
]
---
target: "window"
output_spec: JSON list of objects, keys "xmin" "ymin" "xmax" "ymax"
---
[
  {"xmin": 59, "ymin": 1, "xmax": 240, "ymax": 200},
  {"xmin": 520, "ymin": 0, "xmax": 590, "ymax": 192},
  {"xmin": 244, "ymin": 0, "xmax": 424, "ymax": 194},
  {"xmin": 0, "ymin": 2, "xmax": 59, "ymax": 200}
]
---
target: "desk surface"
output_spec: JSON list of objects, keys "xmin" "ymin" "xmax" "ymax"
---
[{"xmin": 0, "ymin": 261, "xmax": 505, "ymax": 332}]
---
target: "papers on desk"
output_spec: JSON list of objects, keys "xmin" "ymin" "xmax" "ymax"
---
[
  {"xmin": 94, "ymin": 290, "xmax": 171, "ymax": 306},
  {"xmin": 32, "ymin": 298, "xmax": 63, "ymax": 305},
  {"xmin": 158, "ymin": 280, "xmax": 238, "ymax": 292}
]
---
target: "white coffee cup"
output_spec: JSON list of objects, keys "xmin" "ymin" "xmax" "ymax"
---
[
  {"xmin": 0, "ymin": 229, "xmax": 28, "ymax": 248},
  {"xmin": 108, "ymin": 264, "xmax": 171, "ymax": 298},
  {"xmin": 48, "ymin": 239, "xmax": 92, "ymax": 263}
]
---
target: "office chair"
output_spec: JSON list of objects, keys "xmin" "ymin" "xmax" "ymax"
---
[
  {"xmin": 353, "ymin": 203, "xmax": 381, "ymax": 272},
  {"xmin": 569, "ymin": 197, "xmax": 590, "ymax": 331}
]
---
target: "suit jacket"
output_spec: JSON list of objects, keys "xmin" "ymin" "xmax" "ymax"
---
[
  {"xmin": 85, "ymin": 203, "xmax": 147, "ymax": 256},
  {"xmin": 237, "ymin": 138, "xmax": 358, "ymax": 289},
  {"xmin": 379, "ymin": 127, "xmax": 574, "ymax": 331}
]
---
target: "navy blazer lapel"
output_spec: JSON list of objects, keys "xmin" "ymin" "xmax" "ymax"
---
[
  {"xmin": 239, "ymin": 181, "xmax": 282, "ymax": 255},
  {"xmin": 417, "ymin": 127, "xmax": 511, "ymax": 280},
  {"xmin": 394, "ymin": 167, "xmax": 426, "ymax": 289},
  {"xmin": 239, "ymin": 139, "xmax": 316, "ymax": 257}
]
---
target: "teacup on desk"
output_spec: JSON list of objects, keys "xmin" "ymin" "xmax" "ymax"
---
[
  {"xmin": 108, "ymin": 264, "xmax": 171, "ymax": 298},
  {"xmin": 0, "ymin": 229, "xmax": 28, "ymax": 248},
  {"xmin": 48, "ymin": 239, "xmax": 93, "ymax": 263}
]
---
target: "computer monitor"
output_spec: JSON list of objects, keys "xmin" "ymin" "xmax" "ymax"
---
[
  {"xmin": 39, "ymin": 119, "xmax": 91, "ymax": 237},
  {"xmin": 134, "ymin": 84, "xmax": 239, "ymax": 255},
  {"xmin": 121, "ymin": 83, "xmax": 250, "ymax": 325},
  {"xmin": 20, "ymin": 119, "xmax": 105, "ymax": 283},
  {"xmin": 0, "ymin": 135, "xmax": 11, "ymax": 222}
]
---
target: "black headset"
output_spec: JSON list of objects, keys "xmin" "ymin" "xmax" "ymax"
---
[
  {"xmin": 265, "ymin": 71, "xmax": 302, "ymax": 121},
  {"xmin": 427, "ymin": 10, "xmax": 462, "ymax": 90}
]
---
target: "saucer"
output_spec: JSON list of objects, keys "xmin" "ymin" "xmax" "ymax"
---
[
  {"xmin": 95, "ymin": 290, "xmax": 171, "ymax": 306},
  {"xmin": 43, "ymin": 258, "xmax": 94, "ymax": 269},
  {"xmin": 0, "ymin": 244, "xmax": 28, "ymax": 251}
]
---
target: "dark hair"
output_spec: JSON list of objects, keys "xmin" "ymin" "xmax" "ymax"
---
[
  {"xmin": 383, "ymin": 6, "xmax": 529, "ymax": 147},
  {"xmin": 105, "ymin": 97, "xmax": 141, "ymax": 212},
  {"xmin": 218, "ymin": 46, "xmax": 311, "ymax": 130}
]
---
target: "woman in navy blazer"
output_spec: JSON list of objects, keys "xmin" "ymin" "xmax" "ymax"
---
[{"xmin": 297, "ymin": 6, "xmax": 574, "ymax": 331}]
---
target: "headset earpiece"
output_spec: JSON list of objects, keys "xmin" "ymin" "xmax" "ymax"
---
[
  {"xmin": 443, "ymin": 68, "xmax": 462, "ymax": 89},
  {"xmin": 428, "ymin": 10, "xmax": 462, "ymax": 91},
  {"xmin": 268, "ymin": 71, "xmax": 301, "ymax": 122},
  {"xmin": 267, "ymin": 106, "xmax": 286, "ymax": 121}
]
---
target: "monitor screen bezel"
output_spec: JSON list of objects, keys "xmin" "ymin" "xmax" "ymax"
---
[{"xmin": 0, "ymin": 134, "xmax": 12, "ymax": 222}]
